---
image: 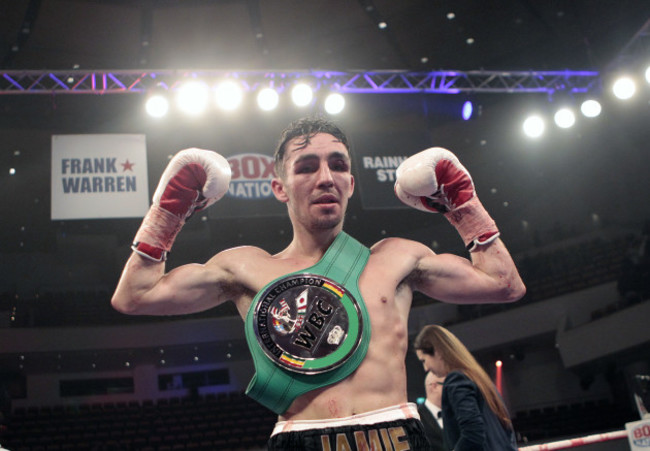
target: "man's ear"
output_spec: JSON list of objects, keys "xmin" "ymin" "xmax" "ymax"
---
[
  {"xmin": 271, "ymin": 178, "xmax": 289, "ymax": 203},
  {"xmin": 348, "ymin": 174, "xmax": 355, "ymax": 198}
]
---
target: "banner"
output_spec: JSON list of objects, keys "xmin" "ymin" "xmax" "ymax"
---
[
  {"xmin": 355, "ymin": 153, "xmax": 410, "ymax": 209},
  {"xmin": 627, "ymin": 418, "xmax": 650, "ymax": 450},
  {"xmin": 352, "ymin": 132, "xmax": 431, "ymax": 210},
  {"xmin": 51, "ymin": 134, "xmax": 149, "ymax": 220},
  {"xmin": 209, "ymin": 152, "xmax": 286, "ymax": 218}
]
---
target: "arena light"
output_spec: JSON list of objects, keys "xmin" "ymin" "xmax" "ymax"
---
[
  {"xmin": 645, "ymin": 65, "xmax": 650, "ymax": 84},
  {"xmin": 580, "ymin": 99, "xmax": 602, "ymax": 118},
  {"xmin": 256, "ymin": 87, "xmax": 279, "ymax": 111},
  {"xmin": 324, "ymin": 93, "xmax": 345, "ymax": 115},
  {"xmin": 612, "ymin": 75, "xmax": 636, "ymax": 100},
  {"xmin": 176, "ymin": 80, "xmax": 210, "ymax": 115},
  {"xmin": 461, "ymin": 100, "xmax": 473, "ymax": 120},
  {"xmin": 522, "ymin": 115, "xmax": 545, "ymax": 138},
  {"xmin": 145, "ymin": 93, "xmax": 169, "ymax": 118},
  {"xmin": 291, "ymin": 83, "xmax": 313, "ymax": 107},
  {"xmin": 215, "ymin": 80, "xmax": 243, "ymax": 111},
  {"xmin": 495, "ymin": 360, "xmax": 503, "ymax": 395},
  {"xmin": 554, "ymin": 107, "xmax": 576, "ymax": 129}
]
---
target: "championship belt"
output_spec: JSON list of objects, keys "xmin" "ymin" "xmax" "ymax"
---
[{"xmin": 244, "ymin": 232, "xmax": 371, "ymax": 414}]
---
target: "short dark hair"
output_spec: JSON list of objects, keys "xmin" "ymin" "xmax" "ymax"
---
[{"xmin": 274, "ymin": 116, "xmax": 350, "ymax": 178}]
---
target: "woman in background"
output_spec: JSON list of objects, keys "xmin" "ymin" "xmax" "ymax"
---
[{"xmin": 414, "ymin": 325, "xmax": 517, "ymax": 450}]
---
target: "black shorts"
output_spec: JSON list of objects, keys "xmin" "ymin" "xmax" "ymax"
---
[{"xmin": 267, "ymin": 417, "xmax": 430, "ymax": 450}]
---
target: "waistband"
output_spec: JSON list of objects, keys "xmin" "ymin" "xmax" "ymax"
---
[{"xmin": 271, "ymin": 403, "xmax": 420, "ymax": 436}]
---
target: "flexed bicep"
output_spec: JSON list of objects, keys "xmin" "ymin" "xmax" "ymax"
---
[
  {"xmin": 112, "ymin": 254, "xmax": 236, "ymax": 316},
  {"xmin": 395, "ymin": 146, "xmax": 525, "ymax": 305},
  {"xmin": 412, "ymin": 241, "xmax": 524, "ymax": 304}
]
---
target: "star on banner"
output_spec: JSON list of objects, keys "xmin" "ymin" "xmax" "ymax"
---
[{"xmin": 121, "ymin": 159, "xmax": 135, "ymax": 171}]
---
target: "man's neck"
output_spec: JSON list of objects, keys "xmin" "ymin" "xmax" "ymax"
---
[{"xmin": 282, "ymin": 227, "xmax": 343, "ymax": 260}]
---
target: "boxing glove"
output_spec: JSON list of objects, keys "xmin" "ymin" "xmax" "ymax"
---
[
  {"xmin": 132, "ymin": 148, "xmax": 232, "ymax": 262},
  {"xmin": 395, "ymin": 147, "xmax": 499, "ymax": 251}
]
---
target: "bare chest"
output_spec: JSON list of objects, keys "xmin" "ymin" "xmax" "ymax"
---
[{"xmin": 234, "ymin": 253, "xmax": 411, "ymax": 319}]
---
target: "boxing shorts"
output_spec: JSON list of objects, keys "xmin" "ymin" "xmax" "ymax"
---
[{"xmin": 267, "ymin": 403, "xmax": 429, "ymax": 451}]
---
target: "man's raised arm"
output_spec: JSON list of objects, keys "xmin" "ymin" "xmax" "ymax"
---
[
  {"xmin": 111, "ymin": 148, "xmax": 232, "ymax": 315},
  {"xmin": 395, "ymin": 147, "xmax": 526, "ymax": 304}
]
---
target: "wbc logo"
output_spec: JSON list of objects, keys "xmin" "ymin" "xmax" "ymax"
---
[
  {"xmin": 253, "ymin": 274, "xmax": 364, "ymax": 374},
  {"xmin": 227, "ymin": 153, "xmax": 275, "ymax": 199}
]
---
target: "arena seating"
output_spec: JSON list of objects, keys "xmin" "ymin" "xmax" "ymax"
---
[
  {"xmin": 0, "ymin": 392, "xmax": 276, "ymax": 451},
  {"xmin": 1, "ymin": 230, "xmax": 639, "ymax": 328},
  {"xmin": 512, "ymin": 398, "xmax": 638, "ymax": 444}
]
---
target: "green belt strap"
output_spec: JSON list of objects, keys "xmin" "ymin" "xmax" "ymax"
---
[{"xmin": 244, "ymin": 232, "xmax": 371, "ymax": 414}]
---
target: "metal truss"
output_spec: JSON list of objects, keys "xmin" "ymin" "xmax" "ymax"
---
[{"xmin": 0, "ymin": 69, "xmax": 600, "ymax": 95}]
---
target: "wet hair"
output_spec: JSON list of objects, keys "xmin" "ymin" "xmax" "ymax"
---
[
  {"xmin": 273, "ymin": 116, "xmax": 350, "ymax": 178},
  {"xmin": 414, "ymin": 325, "xmax": 513, "ymax": 430}
]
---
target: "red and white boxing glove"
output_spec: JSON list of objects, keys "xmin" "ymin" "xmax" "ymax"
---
[
  {"xmin": 395, "ymin": 147, "xmax": 500, "ymax": 251},
  {"xmin": 132, "ymin": 148, "xmax": 232, "ymax": 262}
]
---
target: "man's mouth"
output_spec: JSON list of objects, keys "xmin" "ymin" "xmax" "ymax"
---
[{"xmin": 313, "ymin": 194, "xmax": 339, "ymax": 205}]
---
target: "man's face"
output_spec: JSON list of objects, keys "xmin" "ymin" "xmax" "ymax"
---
[
  {"xmin": 425, "ymin": 372, "xmax": 445, "ymax": 407},
  {"xmin": 272, "ymin": 133, "xmax": 354, "ymax": 231}
]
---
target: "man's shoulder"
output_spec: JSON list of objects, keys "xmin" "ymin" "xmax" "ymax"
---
[
  {"xmin": 363, "ymin": 237, "xmax": 435, "ymax": 285},
  {"xmin": 208, "ymin": 245, "xmax": 274, "ymax": 269},
  {"xmin": 369, "ymin": 237, "xmax": 434, "ymax": 265},
  {"xmin": 370, "ymin": 236, "xmax": 427, "ymax": 254},
  {"xmin": 220, "ymin": 245, "xmax": 272, "ymax": 258}
]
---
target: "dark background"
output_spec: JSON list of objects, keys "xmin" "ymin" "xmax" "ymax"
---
[
  {"xmin": 0, "ymin": 2, "xmax": 649, "ymax": 449},
  {"xmin": 2, "ymin": 0, "xmax": 648, "ymax": 71}
]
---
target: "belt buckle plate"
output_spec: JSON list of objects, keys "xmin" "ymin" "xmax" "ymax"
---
[{"xmin": 252, "ymin": 274, "xmax": 364, "ymax": 374}]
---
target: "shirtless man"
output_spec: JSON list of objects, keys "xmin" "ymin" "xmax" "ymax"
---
[{"xmin": 111, "ymin": 117, "xmax": 525, "ymax": 450}]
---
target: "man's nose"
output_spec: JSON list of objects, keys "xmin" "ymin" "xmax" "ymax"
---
[{"xmin": 316, "ymin": 163, "xmax": 334, "ymax": 186}]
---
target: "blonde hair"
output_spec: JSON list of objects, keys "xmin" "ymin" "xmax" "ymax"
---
[{"xmin": 414, "ymin": 325, "xmax": 512, "ymax": 429}]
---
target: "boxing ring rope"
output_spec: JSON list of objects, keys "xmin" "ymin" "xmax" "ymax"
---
[{"xmin": 519, "ymin": 430, "xmax": 628, "ymax": 450}]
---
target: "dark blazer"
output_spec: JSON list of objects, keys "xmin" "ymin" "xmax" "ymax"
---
[
  {"xmin": 418, "ymin": 402, "xmax": 448, "ymax": 450},
  {"xmin": 441, "ymin": 371, "xmax": 517, "ymax": 451}
]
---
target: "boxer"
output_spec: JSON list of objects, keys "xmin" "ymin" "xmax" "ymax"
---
[{"xmin": 112, "ymin": 117, "xmax": 525, "ymax": 450}]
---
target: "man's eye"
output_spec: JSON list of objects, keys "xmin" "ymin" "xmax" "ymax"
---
[
  {"xmin": 296, "ymin": 165, "xmax": 315, "ymax": 173},
  {"xmin": 331, "ymin": 161, "xmax": 349, "ymax": 171}
]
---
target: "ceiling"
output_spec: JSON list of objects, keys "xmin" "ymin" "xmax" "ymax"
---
[{"xmin": 1, "ymin": 0, "xmax": 648, "ymax": 72}]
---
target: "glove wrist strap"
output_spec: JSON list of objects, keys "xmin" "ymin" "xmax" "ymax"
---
[
  {"xmin": 132, "ymin": 205, "xmax": 184, "ymax": 262},
  {"xmin": 444, "ymin": 196, "xmax": 500, "ymax": 252}
]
